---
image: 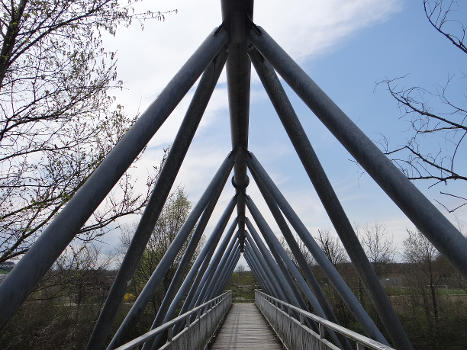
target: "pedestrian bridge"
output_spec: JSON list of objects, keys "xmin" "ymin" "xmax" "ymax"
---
[
  {"xmin": 0, "ymin": 1, "xmax": 465, "ymax": 350},
  {"xmin": 113, "ymin": 290, "xmax": 394, "ymax": 350}
]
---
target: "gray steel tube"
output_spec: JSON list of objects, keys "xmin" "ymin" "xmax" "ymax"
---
[
  {"xmin": 244, "ymin": 251, "xmax": 272, "ymax": 295},
  {"xmin": 107, "ymin": 152, "xmax": 235, "ymax": 349},
  {"xmin": 222, "ymin": 0, "xmax": 253, "ymax": 243},
  {"xmin": 247, "ymin": 152, "xmax": 388, "ymax": 344},
  {"xmin": 245, "ymin": 242, "xmax": 284, "ymax": 299},
  {"xmin": 0, "ymin": 27, "xmax": 228, "ymax": 330},
  {"xmin": 249, "ymin": 26, "xmax": 467, "ymax": 278},
  {"xmin": 249, "ymin": 49, "xmax": 411, "ymax": 349},
  {"xmin": 246, "ymin": 234, "xmax": 291, "ymax": 303},
  {"xmin": 207, "ymin": 242, "xmax": 240, "ymax": 299},
  {"xmin": 245, "ymin": 229, "xmax": 301, "ymax": 308},
  {"xmin": 87, "ymin": 50, "xmax": 228, "ymax": 350},
  {"xmin": 142, "ymin": 196, "xmax": 236, "ymax": 350},
  {"xmin": 213, "ymin": 244, "xmax": 240, "ymax": 296},
  {"xmin": 216, "ymin": 249, "xmax": 241, "ymax": 295},
  {"xmin": 247, "ymin": 199, "xmax": 342, "ymax": 347},
  {"xmin": 170, "ymin": 220, "xmax": 238, "ymax": 338},
  {"xmin": 195, "ymin": 228, "xmax": 239, "ymax": 305}
]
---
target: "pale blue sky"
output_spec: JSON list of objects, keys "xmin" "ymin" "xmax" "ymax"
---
[{"xmin": 101, "ymin": 0, "xmax": 466, "ymax": 265}]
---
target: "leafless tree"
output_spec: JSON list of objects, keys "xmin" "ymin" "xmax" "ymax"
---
[
  {"xmin": 359, "ymin": 223, "xmax": 394, "ymax": 273},
  {"xmin": 315, "ymin": 229, "xmax": 347, "ymax": 267},
  {"xmin": 0, "ymin": 1, "xmax": 176, "ymax": 263},
  {"xmin": 403, "ymin": 229, "xmax": 441, "ymax": 346},
  {"xmin": 379, "ymin": 0, "xmax": 466, "ymax": 213}
]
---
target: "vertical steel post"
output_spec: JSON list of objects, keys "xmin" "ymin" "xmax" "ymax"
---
[
  {"xmin": 87, "ymin": 51, "xmax": 228, "ymax": 350},
  {"xmin": 106, "ymin": 153, "xmax": 235, "ymax": 349},
  {"xmin": 249, "ymin": 48, "xmax": 411, "ymax": 349},
  {"xmin": 249, "ymin": 26, "xmax": 467, "ymax": 278},
  {"xmin": 0, "ymin": 27, "xmax": 228, "ymax": 330},
  {"xmin": 141, "ymin": 197, "xmax": 236, "ymax": 350},
  {"xmin": 247, "ymin": 152, "xmax": 388, "ymax": 344},
  {"xmin": 222, "ymin": 0, "xmax": 253, "ymax": 249}
]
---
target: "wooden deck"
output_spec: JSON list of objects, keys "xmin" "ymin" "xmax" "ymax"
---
[{"xmin": 209, "ymin": 303, "xmax": 283, "ymax": 350}]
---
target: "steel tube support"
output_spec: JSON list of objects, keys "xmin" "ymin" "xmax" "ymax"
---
[
  {"xmin": 246, "ymin": 234, "xmax": 291, "ymax": 303},
  {"xmin": 246, "ymin": 251, "xmax": 274, "ymax": 295},
  {"xmin": 221, "ymin": 250, "xmax": 241, "ymax": 291},
  {"xmin": 107, "ymin": 153, "xmax": 235, "ymax": 349},
  {"xmin": 246, "ymin": 199, "xmax": 342, "ymax": 348},
  {"xmin": 0, "ymin": 27, "xmax": 228, "ymax": 330},
  {"xmin": 172, "ymin": 219, "xmax": 238, "ymax": 328},
  {"xmin": 87, "ymin": 51, "xmax": 228, "ymax": 350},
  {"xmin": 245, "ymin": 243, "xmax": 282, "ymax": 298},
  {"xmin": 208, "ymin": 242, "xmax": 240, "ymax": 299},
  {"xmin": 249, "ymin": 49, "xmax": 411, "ymax": 349},
  {"xmin": 251, "ymin": 167, "xmax": 352, "ymax": 349},
  {"xmin": 222, "ymin": 0, "xmax": 253, "ymax": 247},
  {"xmin": 244, "ymin": 251, "xmax": 271, "ymax": 294},
  {"xmin": 245, "ymin": 229, "xmax": 301, "ymax": 307},
  {"xmin": 156, "ymin": 210, "xmax": 238, "ymax": 332},
  {"xmin": 249, "ymin": 26, "xmax": 467, "ymax": 278},
  {"xmin": 214, "ymin": 245, "xmax": 240, "ymax": 296},
  {"xmin": 247, "ymin": 152, "xmax": 388, "ymax": 344},
  {"xmin": 217, "ymin": 249, "xmax": 241, "ymax": 294},
  {"xmin": 141, "ymin": 196, "xmax": 236, "ymax": 350},
  {"xmin": 195, "ymin": 227, "xmax": 239, "ymax": 305}
]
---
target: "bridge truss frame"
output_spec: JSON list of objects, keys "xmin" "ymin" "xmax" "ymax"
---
[{"xmin": 1, "ymin": 1, "xmax": 466, "ymax": 350}]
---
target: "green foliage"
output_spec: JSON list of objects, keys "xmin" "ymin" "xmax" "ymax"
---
[{"xmin": 225, "ymin": 270, "xmax": 259, "ymax": 302}]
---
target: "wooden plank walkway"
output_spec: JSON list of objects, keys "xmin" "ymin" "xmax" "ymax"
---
[{"xmin": 210, "ymin": 303, "xmax": 283, "ymax": 350}]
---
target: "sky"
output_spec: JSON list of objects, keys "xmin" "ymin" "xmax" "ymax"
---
[{"xmin": 100, "ymin": 0, "xmax": 466, "ymax": 269}]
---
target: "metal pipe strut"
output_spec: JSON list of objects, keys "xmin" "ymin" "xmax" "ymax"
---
[
  {"xmin": 247, "ymin": 152, "xmax": 388, "ymax": 344},
  {"xmin": 246, "ymin": 198, "xmax": 343, "ymax": 348},
  {"xmin": 107, "ymin": 152, "xmax": 235, "ymax": 349},
  {"xmin": 155, "ymin": 210, "xmax": 237, "ymax": 336},
  {"xmin": 213, "ymin": 245, "xmax": 241, "ymax": 296},
  {"xmin": 249, "ymin": 25, "xmax": 467, "ymax": 279},
  {"xmin": 141, "ymin": 196, "xmax": 236, "ymax": 350},
  {"xmin": 0, "ymin": 26, "xmax": 228, "ymax": 331},
  {"xmin": 222, "ymin": 0, "xmax": 253, "ymax": 248},
  {"xmin": 87, "ymin": 50, "xmax": 228, "ymax": 350},
  {"xmin": 248, "ymin": 48, "xmax": 411, "ymax": 349},
  {"xmin": 195, "ymin": 226, "xmax": 240, "ymax": 305},
  {"xmin": 245, "ymin": 243, "xmax": 281, "ymax": 298},
  {"xmin": 207, "ymin": 241, "xmax": 241, "ymax": 300},
  {"xmin": 244, "ymin": 251, "xmax": 272, "ymax": 295},
  {"xmin": 245, "ymin": 242, "xmax": 282, "ymax": 299},
  {"xmin": 245, "ymin": 226, "xmax": 301, "ymax": 308},
  {"xmin": 171, "ymin": 220, "xmax": 238, "ymax": 337},
  {"xmin": 245, "ymin": 243, "xmax": 286, "ymax": 300}
]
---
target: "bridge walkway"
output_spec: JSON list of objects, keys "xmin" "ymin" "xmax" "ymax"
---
[{"xmin": 210, "ymin": 303, "xmax": 282, "ymax": 350}]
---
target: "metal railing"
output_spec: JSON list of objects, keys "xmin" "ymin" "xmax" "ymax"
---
[
  {"xmin": 114, "ymin": 291, "xmax": 232, "ymax": 350},
  {"xmin": 255, "ymin": 290, "xmax": 396, "ymax": 350}
]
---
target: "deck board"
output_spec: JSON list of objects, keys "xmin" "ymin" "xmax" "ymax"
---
[{"xmin": 210, "ymin": 303, "xmax": 282, "ymax": 350}]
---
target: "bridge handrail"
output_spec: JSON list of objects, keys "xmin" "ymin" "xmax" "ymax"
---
[
  {"xmin": 114, "ymin": 290, "xmax": 232, "ymax": 350},
  {"xmin": 255, "ymin": 290, "xmax": 395, "ymax": 350}
]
